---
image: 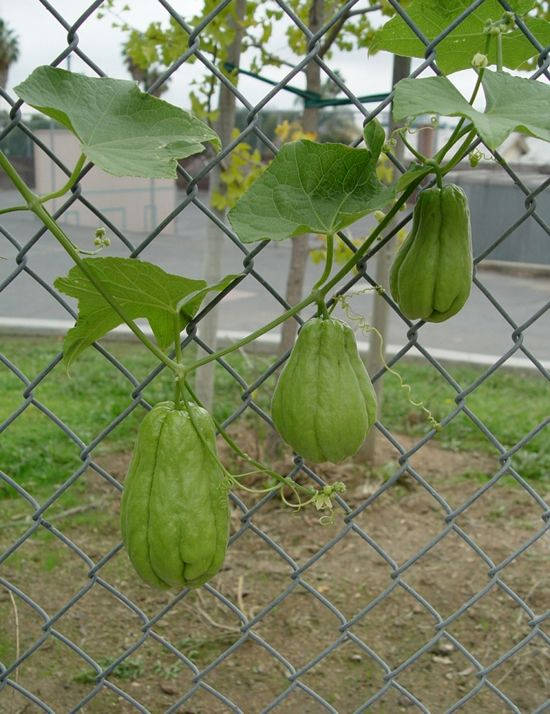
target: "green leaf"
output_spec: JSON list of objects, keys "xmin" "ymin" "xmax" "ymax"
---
[
  {"xmin": 363, "ymin": 118, "xmax": 386, "ymax": 166},
  {"xmin": 393, "ymin": 70, "xmax": 550, "ymax": 150},
  {"xmin": 228, "ymin": 140, "xmax": 395, "ymax": 243},
  {"xmin": 55, "ymin": 257, "xmax": 212, "ymax": 368},
  {"xmin": 14, "ymin": 66, "xmax": 220, "ymax": 178},
  {"xmin": 370, "ymin": 0, "xmax": 550, "ymax": 75},
  {"xmin": 177, "ymin": 273, "xmax": 242, "ymax": 318}
]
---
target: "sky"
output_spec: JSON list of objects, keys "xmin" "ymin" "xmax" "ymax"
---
[
  {"xmin": 1, "ymin": 0, "xmax": 478, "ymax": 117},
  {"xmin": 2, "ymin": 0, "xmax": 548, "ymax": 164}
]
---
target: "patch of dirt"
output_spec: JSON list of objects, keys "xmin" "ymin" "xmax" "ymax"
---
[{"xmin": 0, "ymin": 428, "xmax": 548, "ymax": 713}]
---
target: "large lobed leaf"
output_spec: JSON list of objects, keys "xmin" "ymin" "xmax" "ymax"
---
[
  {"xmin": 370, "ymin": 0, "xmax": 550, "ymax": 75},
  {"xmin": 393, "ymin": 70, "xmax": 550, "ymax": 150},
  {"xmin": 55, "ymin": 257, "xmax": 237, "ymax": 368},
  {"xmin": 228, "ymin": 139, "xmax": 394, "ymax": 243},
  {"xmin": 15, "ymin": 66, "xmax": 220, "ymax": 178}
]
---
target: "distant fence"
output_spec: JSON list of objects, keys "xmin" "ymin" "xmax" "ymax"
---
[{"xmin": 454, "ymin": 168, "xmax": 550, "ymax": 266}]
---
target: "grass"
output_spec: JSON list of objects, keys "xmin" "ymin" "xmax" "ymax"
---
[
  {"xmin": 0, "ymin": 619, "xmax": 14, "ymax": 663},
  {"xmin": 73, "ymin": 657, "xmax": 144, "ymax": 684},
  {"xmin": 0, "ymin": 336, "xmax": 548, "ymax": 501},
  {"xmin": 0, "ymin": 336, "xmax": 254, "ymax": 499},
  {"xmin": 177, "ymin": 633, "xmax": 241, "ymax": 666},
  {"xmin": 379, "ymin": 360, "xmax": 550, "ymax": 480},
  {"xmin": 69, "ymin": 635, "xmax": 240, "ymax": 685}
]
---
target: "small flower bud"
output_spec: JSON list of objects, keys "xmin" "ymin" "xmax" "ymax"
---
[
  {"xmin": 93, "ymin": 228, "xmax": 110, "ymax": 248},
  {"xmin": 469, "ymin": 149, "xmax": 484, "ymax": 168},
  {"xmin": 472, "ymin": 53, "xmax": 489, "ymax": 69},
  {"xmin": 501, "ymin": 11, "xmax": 515, "ymax": 29}
]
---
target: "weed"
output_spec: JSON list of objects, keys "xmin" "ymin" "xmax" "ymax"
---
[
  {"xmin": 42, "ymin": 551, "xmax": 60, "ymax": 571},
  {"xmin": 177, "ymin": 633, "xmax": 240, "ymax": 665},
  {"xmin": 73, "ymin": 656, "xmax": 143, "ymax": 684},
  {"xmin": 152, "ymin": 659, "xmax": 183, "ymax": 679}
]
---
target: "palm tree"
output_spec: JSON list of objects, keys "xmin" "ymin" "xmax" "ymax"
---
[{"xmin": 0, "ymin": 19, "xmax": 19, "ymax": 89}]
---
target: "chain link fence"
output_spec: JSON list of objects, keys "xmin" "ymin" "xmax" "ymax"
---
[{"xmin": 1, "ymin": 1, "xmax": 549, "ymax": 711}]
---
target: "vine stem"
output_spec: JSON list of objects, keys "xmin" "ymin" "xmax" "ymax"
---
[
  {"xmin": 441, "ymin": 128, "xmax": 478, "ymax": 177},
  {"xmin": 314, "ymin": 233, "xmax": 334, "ymax": 317},
  {"xmin": 183, "ymin": 378, "xmax": 315, "ymax": 498},
  {"xmin": 434, "ymin": 123, "xmax": 475, "ymax": 164},
  {"xmin": 173, "ymin": 319, "xmax": 184, "ymax": 409},
  {"xmin": 0, "ymin": 153, "xmax": 86, "ymax": 216},
  {"xmin": 185, "ymin": 286, "xmax": 315, "ymax": 374},
  {"xmin": 180, "ymin": 380, "xmax": 305, "ymax": 505},
  {"xmin": 399, "ymin": 130, "xmax": 428, "ymax": 164},
  {"xmin": 317, "ymin": 179, "xmax": 420, "ymax": 298},
  {"xmin": 470, "ymin": 62, "xmax": 487, "ymax": 105},
  {"xmin": 0, "ymin": 150, "xmax": 178, "ymax": 373},
  {"xmin": 0, "ymin": 204, "xmax": 28, "ymax": 216},
  {"xmin": 313, "ymin": 233, "xmax": 334, "ymax": 291},
  {"xmin": 39, "ymin": 153, "xmax": 86, "ymax": 204},
  {"xmin": 496, "ymin": 31, "xmax": 503, "ymax": 72}
]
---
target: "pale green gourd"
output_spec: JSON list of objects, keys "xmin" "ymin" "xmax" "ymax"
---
[
  {"xmin": 390, "ymin": 184, "xmax": 473, "ymax": 322},
  {"xmin": 271, "ymin": 317, "xmax": 377, "ymax": 463},
  {"xmin": 121, "ymin": 401, "xmax": 229, "ymax": 589}
]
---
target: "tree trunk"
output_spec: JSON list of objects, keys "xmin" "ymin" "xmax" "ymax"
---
[
  {"xmin": 0, "ymin": 66, "xmax": 8, "ymax": 89},
  {"xmin": 417, "ymin": 122, "xmax": 435, "ymax": 158},
  {"xmin": 195, "ymin": 0, "xmax": 246, "ymax": 410},
  {"xmin": 360, "ymin": 55, "xmax": 411, "ymax": 466},
  {"xmin": 278, "ymin": 0, "xmax": 323, "ymax": 355}
]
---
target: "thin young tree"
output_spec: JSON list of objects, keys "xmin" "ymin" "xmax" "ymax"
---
[
  {"xmin": 117, "ymin": 1, "xmax": 282, "ymax": 409},
  {"xmin": 278, "ymin": 0, "xmax": 386, "ymax": 354}
]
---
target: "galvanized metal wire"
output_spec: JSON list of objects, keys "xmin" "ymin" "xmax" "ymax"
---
[{"xmin": 1, "ymin": 0, "xmax": 549, "ymax": 711}]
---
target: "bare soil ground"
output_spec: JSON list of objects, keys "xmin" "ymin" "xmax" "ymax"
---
[{"xmin": 0, "ymin": 429, "xmax": 548, "ymax": 713}]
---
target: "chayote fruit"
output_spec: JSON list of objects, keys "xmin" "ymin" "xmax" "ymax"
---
[
  {"xmin": 389, "ymin": 184, "xmax": 473, "ymax": 322},
  {"xmin": 121, "ymin": 401, "xmax": 229, "ymax": 589},
  {"xmin": 271, "ymin": 317, "xmax": 377, "ymax": 463}
]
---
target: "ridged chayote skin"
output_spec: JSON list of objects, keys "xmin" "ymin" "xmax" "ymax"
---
[
  {"xmin": 271, "ymin": 317, "xmax": 377, "ymax": 463},
  {"xmin": 389, "ymin": 184, "xmax": 473, "ymax": 323},
  {"xmin": 121, "ymin": 401, "xmax": 229, "ymax": 589}
]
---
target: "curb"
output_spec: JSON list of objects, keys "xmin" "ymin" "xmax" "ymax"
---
[
  {"xmin": 1, "ymin": 317, "xmax": 548, "ymax": 373},
  {"xmin": 476, "ymin": 260, "xmax": 550, "ymax": 279}
]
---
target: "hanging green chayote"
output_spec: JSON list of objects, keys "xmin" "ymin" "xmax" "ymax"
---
[
  {"xmin": 120, "ymin": 401, "xmax": 230, "ymax": 589},
  {"xmin": 271, "ymin": 317, "xmax": 377, "ymax": 463},
  {"xmin": 389, "ymin": 185, "xmax": 473, "ymax": 323}
]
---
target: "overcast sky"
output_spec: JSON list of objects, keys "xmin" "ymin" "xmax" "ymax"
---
[{"xmin": 1, "ymin": 0, "xmax": 484, "ymax": 119}]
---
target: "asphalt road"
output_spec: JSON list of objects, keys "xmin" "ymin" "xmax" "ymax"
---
[{"xmin": 1, "ymin": 190, "xmax": 549, "ymax": 365}]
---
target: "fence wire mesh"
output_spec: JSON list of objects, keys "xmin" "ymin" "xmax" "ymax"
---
[{"xmin": 0, "ymin": 0, "xmax": 549, "ymax": 712}]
